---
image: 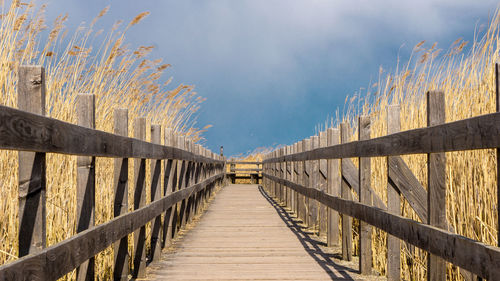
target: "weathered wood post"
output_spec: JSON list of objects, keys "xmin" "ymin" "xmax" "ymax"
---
[
  {"xmin": 279, "ymin": 147, "xmax": 285, "ymax": 204},
  {"xmin": 427, "ymin": 90, "xmax": 446, "ymax": 280},
  {"xmin": 310, "ymin": 136, "xmax": 319, "ymax": 233},
  {"xmin": 319, "ymin": 131, "xmax": 328, "ymax": 236},
  {"xmin": 76, "ymin": 93, "xmax": 96, "ymax": 281},
  {"xmin": 496, "ymin": 62, "xmax": 500, "ymax": 250},
  {"xmin": 297, "ymin": 141, "xmax": 305, "ymax": 221},
  {"xmin": 340, "ymin": 122, "xmax": 353, "ymax": 261},
  {"xmin": 178, "ymin": 136, "xmax": 188, "ymax": 229},
  {"xmin": 194, "ymin": 144, "xmax": 202, "ymax": 215},
  {"xmin": 230, "ymin": 162, "xmax": 236, "ymax": 184},
  {"xmin": 113, "ymin": 108, "xmax": 129, "ymax": 281},
  {"xmin": 163, "ymin": 128, "xmax": 177, "ymax": 245},
  {"xmin": 292, "ymin": 143, "xmax": 297, "ymax": 215},
  {"xmin": 387, "ymin": 105, "xmax": 401, "ymax": 280},
  {"xmin": 283, "ymin": 145, "xmax": 290, "ymax": 208},
  {"xmin": 184, "ymin": 140, "xmax": 194, "ymax": 224},
  {"xmin": 290, "ymin": 144, "xmax": 296, "ymax": 214},
  {"xmin": 274, "ymin": 150, "xmax": 278, "ymax": 198},
  {"xmin": 327, "ymin": 128, "xmax": 340, "ymax": 247},
  {"xmin": 303, "ymin": 138, "xmax": 311, "ymax": 226},
  {"xmin": 287, "ymin": 145, "xmax": 292, "ymax": 208},
  {"xmin": 150, "ymin": 124, "xmax": 162, "ymax": 262},
  {"xmin": 132, "ymin": 117, "xmax": 147, "ymax": 278},
  {"xmin": 359, "ymin": 116, "xmax": 372, "ymax": 275},
  {"xmin": 18, "ymin": 65, "xmax": 46, "ymax": 257}
]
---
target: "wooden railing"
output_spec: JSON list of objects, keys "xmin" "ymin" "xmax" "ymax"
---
[
  {"xmin": 261, "ymin": 65, "xmax": 500, "ymax": 280},
  {"xmin": 226, "ymin": 161, "xmax": 262, "ymax": 184},
  {"xmin": 0, "ymin": 66, "xmax": 226, "ymax": 281}
]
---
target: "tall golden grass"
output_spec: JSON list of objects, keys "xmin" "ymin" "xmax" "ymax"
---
[
  {"xmin": 0, "ymin": 1, "xmax": 208, "ymax": 279},
  {"xmin": 310, "ymin": 7, "xmax": 500, "ymax": 281}
]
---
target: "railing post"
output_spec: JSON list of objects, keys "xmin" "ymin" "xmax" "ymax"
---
[
  {"xmin": 291, "ymin": 143, "xmax": 296, "ymax": 215},
  {"xmin": 327, "ymin": 128, "xmax": 340, "ymax": 247},
  {"xmin": 185, "ymin": 140, "xmax": 194, "ymax": 224},
  {"xmin": 163, "ymin": 128, "xmax": 177, "ymax": 245},
  {"xmin": 76, "ymin": 93, "xmax": 96, "ymax": 281},
  {"xmin": 18, "ymin": 65, "xmax": 46, "ymax": 258},
  {"xmin": 178, "ymin": 136, "xmax": 188, "ymax": 229},
  {"xmin": 285, "ymin": 145, "xmax": 290, "ymax": 207},
  {"xmin": 340, "ymin": 122, "xmax": 353, "ymax": 261},
  {"xmin": 427, "ymin": 90, "xmax": 446, "ymax": 281},
  {"xmin": 297, "ymin": 141, "xmax": 305, "ymax": 222},
  {"xmin": 113, "ymin": 108, "xmax": 129, "ymax": 281},
  {"xmin": 132, "ymin": 117, "xmax": 147, "ymax": 278},
  {"xmin": 150, "ymin": 124, "xmax": 162, "ymax": 263},
  {"xmin": 387, "ymin": 105, "xmax": 401, "ymax": 280},
  {"xmin": 310, "ymin": 136, "xmax": 319, "ymax": 233},
  {"xmin": 194, "ymin": 144, "xmax": 202, "ymax": 215},
  {"xmin": 319, "ymin": 131, "xmax": 328, "ymax": 236},
  {"xmin": 302, "ymin": 139, "xmax": 311, "ymax": 227},
  {"xmin": 496, "ymin": 62, "xmax": 500, "ymax": 250},
  {"xmin": 279, "ymin": 147, "xmax": 284, "ymax": 204},
  {"xmin": 359, "ymin": 116, "xmax": 372, "ymax": 275},
  {"xmin": 273, "ymin": 149, "xmax": 280, "ymax": 198},
  {"xmin": 290, "ymin": 144, "xmax": 296, "ymax": 214}
]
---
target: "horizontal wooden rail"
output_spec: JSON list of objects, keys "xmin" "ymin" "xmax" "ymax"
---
[
  {"xmin": 263, "ymin": 111, "xmax": 500, "ymax": 163},
  {"xmin": 227, "ymin": 161, "xmax": 261, "ymax": 165},
  {"xmin": 0, "ymin": 105, "xmax": 224, "ymax": 163},
  {"xmin": 231, "ymin": 168, "xmax": 262, "ymax": 172},
  {"xmin": 263, "ymin": 173, "xmax": 500, "ymax": 280},
  {"xmin": 0, "ymin": 173, "xmax": 224, "ymax": 281}
]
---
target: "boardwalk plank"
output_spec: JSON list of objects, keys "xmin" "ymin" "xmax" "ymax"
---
[{"xmin": 147, "ymin": 184, "xmax": 383, "ymax": 281}]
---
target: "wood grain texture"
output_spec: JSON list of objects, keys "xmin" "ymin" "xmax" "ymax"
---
[
  {"xmin": 497, "ymin": 62, "xmax": 500, "ymax": 248},
  {"xmin": 0, "ymin": 173, "xmax": 223, "ymax": 281},
  {"xmin": 297, "ymin": 141, "xmax": 306, "ymax": 222},
  {"xmin": 340, "ymin": 123, "xmax": 353, "ymax": 261},
  {"xmin": 358, "ymin": 116, "xmax": 372, "ymax": 275},
  {"xmin": 75, "ymin": 94, "xmax": 95, "ymax": 281},
  {"xmin": 263, "ymin": 110, "xmax": 500, "ymax": 163},
  {"xmin": 319, "ymin": 131, "xmax": 328, "ymax": 236},
  {"xmin": 147, "ymin": 184, "xmax": 383, "ymax": 281},
  {"xmin": 262, "ymin": 173, "xmax": 500, "ymax": 280},
  {"xmin": 303, "ymin": 139, "xmax": 311, "ymax": 227},
  {"xmin": 310, "ymin": 136, "xmax": 319, "ymax": 232},
  {"xmin": 147, "ymin": 184, "xmax": 376, "ymax": 281},
  {"xmin": 226, "ymin": 161, "xmax": 262, "ymax": 165},
  {"xmin": 150, "ymin": 124, "xmax": 163, "ymax": 263},
  {"xmin": 342, "ymin": 159, "xmax": 386, "ymax": 209},
  {"xmin": 17, "ymin": 65, "xmax": 46, "ymax": 257},
  {"xmin": 112, "ymin": 108, "xmax": 129, "ymax": 281},
  {"xmin": 162, "ymin": 128, "xmax": 176, "ymax": 248},
  {"xmin": 133, "ymin": 118, "xmax": 147, "ymax": 278},
  {"xmin": 387, "ymin": 105, "xmax": 401, "ymax": 281},
  {"xmin": 427, "ymin": 90, "xmax": 446, "ymax": 281},
  {"xmin": 327, "ymin": 128, "xmax": 340, "ymax": 247},
  {"xmin": 0, "ymin": 105, "xmax": 223, "ymax": 163}
]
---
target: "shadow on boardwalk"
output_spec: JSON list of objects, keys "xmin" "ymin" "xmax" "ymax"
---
[{"xmin": 258, "ymin": 186, "xmax": 363, "ymax": 281}]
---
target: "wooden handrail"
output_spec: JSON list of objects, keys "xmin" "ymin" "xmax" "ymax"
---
[
  {"xmin": 0, "ymin": 173, "xmax": 224, "ymax": 281},
  {"xmin": 0, "ymin": 105, "xmax": 224, "ymax": 163},
  {"xmin": 263, "ymin": 110, "xmax": 500, "ymax": 163},
  {"xmin": 227, "ymin": 161, "xmax": 261, "ymax": 165},
  {"xmin": 263, "ymin": 173, "xmax": 500, "ymax": 280}
]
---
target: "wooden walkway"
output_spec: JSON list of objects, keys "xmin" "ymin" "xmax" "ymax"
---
[{"xmin": 146, "ymin": 184, "xmax": 376, "ymax": 281}]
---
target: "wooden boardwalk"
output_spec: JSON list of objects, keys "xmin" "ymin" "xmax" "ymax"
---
[{"xmin": 146, "ymin": 184, "xmax": 376, "ymax": 281}]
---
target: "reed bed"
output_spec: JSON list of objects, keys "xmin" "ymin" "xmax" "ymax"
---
[
  {"xmin": 311, "ymin": 8, "xmax": 500, "ymax": 281},
  {"xmin": 0, "ymin": 1, "xmax": 208, "ymax": 280}
]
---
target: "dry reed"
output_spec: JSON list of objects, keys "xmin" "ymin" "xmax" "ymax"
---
[
  {"xmin": 0, "ymin": 1, "xmax": 207, "ymax": 280},
  {"xmin": 315, "ymin": 7, "xmax": 500, "ymax": 281}
]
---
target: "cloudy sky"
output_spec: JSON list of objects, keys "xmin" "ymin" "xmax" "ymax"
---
[{"xmin": 44, "ymin": 0, "xmax": 499, "ymax": 156}]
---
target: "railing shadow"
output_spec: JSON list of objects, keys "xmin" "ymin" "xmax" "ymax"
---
[{"xmin": 258, "ymin": 186, "xmax": 358, "ymax": 281}]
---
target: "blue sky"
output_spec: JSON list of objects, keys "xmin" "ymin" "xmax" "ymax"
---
[{"xmin": 43, "ymin": 0, "xmax": 499, "ymax": 157}]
